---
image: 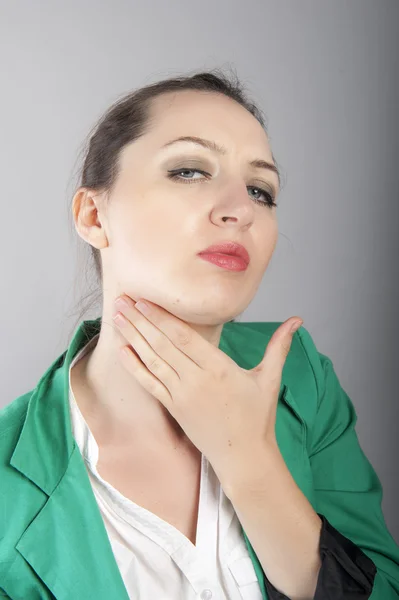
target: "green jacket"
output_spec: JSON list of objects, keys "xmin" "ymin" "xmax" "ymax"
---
[{"xmin": 1, "ymin": 317, "xmax": 399, "ymax": 599}]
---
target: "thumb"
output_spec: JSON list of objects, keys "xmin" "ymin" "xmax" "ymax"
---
[{"xmin": 257, "ymin": 317, "xmax": 303, "ymax": 387}]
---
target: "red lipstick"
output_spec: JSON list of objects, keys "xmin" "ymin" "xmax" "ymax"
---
[{"xmin": 197, "ymin": 241, "xmax": 250, "ymax": 271}]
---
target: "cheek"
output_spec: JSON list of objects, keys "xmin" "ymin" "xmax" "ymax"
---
[
  {"xmin": 110, "ymin": 192, "xmax": 190, "ymax": 257},
  {"xmin": 116, "ymin": 222, "xmax": 164, "ymax": 258},
  {"xmin": 256, "ymin": 219, "xmax": 278, "ymax": 261},
  {"xmin": 270, "ymin": 225, "xmax": 279, "ymax": 254},
  {"xmin": 110, "ymin": 212, "xmax": 183, "ymax": 279}
]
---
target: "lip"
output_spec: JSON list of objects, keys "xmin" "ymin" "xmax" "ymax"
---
[{"xmin": 197, "ymin": 241, "xmax": 250, "ymax": 265}]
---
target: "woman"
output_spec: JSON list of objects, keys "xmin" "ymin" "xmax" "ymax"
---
[{"xmin": 1, "ymin": 69, "xmax": 399, "ymax": 600}]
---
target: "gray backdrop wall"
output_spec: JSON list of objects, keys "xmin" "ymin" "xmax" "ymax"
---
[{"xmin": 1, "ymin": 0, "xmax": 398, "ymax": 542}]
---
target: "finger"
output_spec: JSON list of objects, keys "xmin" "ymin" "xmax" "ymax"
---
[
  {"xmin": 119, "ymin": 343, "xmax": 173, "ymax": 409},
  {"xmin": 113, "ymin": 311, "xmax": 182, "ymax": 391},
  {"xmin": 117, "ymin": 295, "xmax": 216, "ymax": 370}
]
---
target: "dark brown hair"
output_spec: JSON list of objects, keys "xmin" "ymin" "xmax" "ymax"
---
[{"xmin": 67, "ymin": 66, "xmax": 281, "ymax": 332}]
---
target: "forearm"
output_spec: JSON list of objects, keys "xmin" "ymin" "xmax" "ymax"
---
[{"xmin": 224, "ymin": 442, "xmax": 323, "ymax": 600}]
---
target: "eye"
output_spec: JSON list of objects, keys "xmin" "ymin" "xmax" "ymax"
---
[
  {"xmin": 167, "ymin": 168, "xmax": 278, "ymax": 209},
  {"xmin": 167, "ymin": 168, "xmax": 206, "ymax": 182},
  {"xmin": 247, "ymin": 186, "xmax": 278, "ymax": 208}
]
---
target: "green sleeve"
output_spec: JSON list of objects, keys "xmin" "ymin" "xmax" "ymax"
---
[{"xmin": 297, "ymin": 325, "xmax": 399, "ymax": 598}]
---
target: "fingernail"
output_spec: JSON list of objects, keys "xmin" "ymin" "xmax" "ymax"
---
[
  {"xmin": 290, "ymin": 320, "xmax": 303, "ymax": 334},
  {"xmin": 135, "ymin": 300, "xmax": 150, "ymax": 315}
]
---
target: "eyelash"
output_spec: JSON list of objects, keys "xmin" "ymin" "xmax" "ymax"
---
[{"xmin": 166, "ymin": 168, "xmax": 278, "ymax": 209}]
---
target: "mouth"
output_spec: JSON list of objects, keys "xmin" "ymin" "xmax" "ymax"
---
[
  {"xmin": 197, "ymin": 241, "xmax": 250, "ymax": 266},
  {"xmin": 197, "ymin": 241, "xmax": 250, "ymax": 272},
  {"xmin": 197, "ymin": 252, "xmax": 249, "ymax": 271}
]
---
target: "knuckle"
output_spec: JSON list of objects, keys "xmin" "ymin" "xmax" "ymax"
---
[
  {"xmin": 175, "ymin": 329, "xmax": 191, "ymax": 347},
  {"xmin": 148, "ymin": 377, "xmax": 162, "ymax": 395},
  {"xmin": 268, "ymin": 373, "xmax": 281, "ymax": 394},
  {"xmin": 218, "ymin": 367, "xmax": 229, "ymax": 381},
  {"xmin": 148, "ymin": 356, "xmax": 161, "ymax": 373}
]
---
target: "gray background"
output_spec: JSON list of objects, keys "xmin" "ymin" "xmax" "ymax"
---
[{"xmin": 1, "ymin": 1, "xmax": 398, "ymax": 542}]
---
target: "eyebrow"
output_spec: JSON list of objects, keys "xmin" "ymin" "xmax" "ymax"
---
[{"xmin": 160, "ymin": 135, "xmax": 281, "ymax": 188}]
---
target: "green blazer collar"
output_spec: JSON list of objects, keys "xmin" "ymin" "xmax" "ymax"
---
[
  {"xmin": 10, "ymin": 317, "xmax": 292, "ymax": 496},
  {"xmin": 10, "ymin": 318, "xmax": 102, "ymax": 495},
  {"xmin": 8, "ymin": 317, "xmax": 308, "ymax": 600}
]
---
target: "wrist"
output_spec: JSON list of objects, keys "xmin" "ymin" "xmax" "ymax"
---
[{"xmin": 220, "ymin": 438, "xmax": 283, "ymax": 500}]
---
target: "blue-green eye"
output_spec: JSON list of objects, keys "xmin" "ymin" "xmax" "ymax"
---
[{"xmin": 166, "ymin": 168, "xmax": 277, "ymax": 208}]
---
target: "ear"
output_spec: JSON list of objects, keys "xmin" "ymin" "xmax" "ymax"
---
[{"xmin": 72, "ymin": 188, "xmax": 109, "ymax": 249}]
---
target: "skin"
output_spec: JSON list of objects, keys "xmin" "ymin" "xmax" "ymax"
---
[{"xmin": 71, "ymin": 89, "xmax": 281, "ymax": 455}]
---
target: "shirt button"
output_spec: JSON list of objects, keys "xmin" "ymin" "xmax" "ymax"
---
[{"xmin": 200, "ymin": 590, "xmax": 213, "ymax": 600}]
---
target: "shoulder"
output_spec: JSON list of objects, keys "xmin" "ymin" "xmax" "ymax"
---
[
  {"xmin": 234, "ymin": 320, "xmax": 323, "ymax": 378},
  {"xmin": 234, "ymin": 321, "xmax": 335, "ymax": 422},
  {"xmin": 0, "ymin": 391, "xmax": 32, "ymax": 444},
  {"xmin": 0, "ymin": 389, "xmax": 47, "ymax": 565},
  {"xmin": 0, "ymin": 389, "xmax": 33, "ymax": 490},
  {"xmin": 238, "ymin": 322, "xmax": 356, "ymax": 457},
  {"xmin": 239, "ymin": 320, "xmax": 327, "ymax": 372}
]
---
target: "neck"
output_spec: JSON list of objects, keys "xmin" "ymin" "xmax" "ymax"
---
[{"xmin": 70, "ymin": 312, "xmax": 224, "ymax": 451}]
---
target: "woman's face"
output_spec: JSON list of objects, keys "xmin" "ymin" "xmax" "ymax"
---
[{"xmin": 97, "ymin": 90, "xmax": 280, "ymax": 325}]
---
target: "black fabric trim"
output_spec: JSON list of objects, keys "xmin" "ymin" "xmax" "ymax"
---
[{"xmin": 262, "ymin": 513, "xmax": 377, "ymax": 599}]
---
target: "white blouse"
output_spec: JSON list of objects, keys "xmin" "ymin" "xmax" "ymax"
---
[{"xmin": 68, "ymin": 334, "xmax": 264, "ymax": 600}]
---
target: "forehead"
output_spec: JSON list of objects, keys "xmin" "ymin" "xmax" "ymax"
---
[{"xmin": 141, "ymin": 90, "xmax": 273, "ymax": 156}]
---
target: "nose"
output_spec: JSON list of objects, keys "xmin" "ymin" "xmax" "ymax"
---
[{"xmin": 214, "ymin": 179, "xmax": 255, "ymax": 226}]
